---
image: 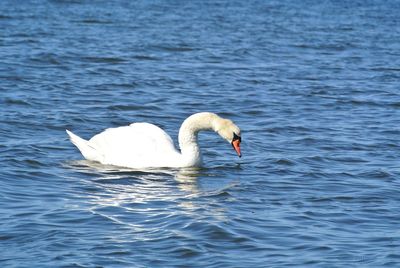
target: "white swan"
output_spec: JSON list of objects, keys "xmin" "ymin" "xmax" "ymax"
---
[{"xmin": 66, "ymin": 112, "xmax": 241, "ymax": 169}]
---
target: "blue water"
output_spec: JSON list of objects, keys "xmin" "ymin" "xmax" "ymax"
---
[{"xmin": 1, "ymin": 0, "xmax": 400, "ymax": 267}]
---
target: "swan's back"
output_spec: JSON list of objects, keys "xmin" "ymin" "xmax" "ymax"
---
[{"xmin": 86, "ymin": 123, "xmax": 180, "ymax": 168}]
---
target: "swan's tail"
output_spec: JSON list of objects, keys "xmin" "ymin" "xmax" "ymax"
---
[{"xmin": 66, "ymin": 130, "xmax": 98, "ymax": 161}]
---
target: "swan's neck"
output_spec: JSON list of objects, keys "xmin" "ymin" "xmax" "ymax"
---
[{"xmin": 178, "ymin": 112, "xmax": 221, "ymax": 166}]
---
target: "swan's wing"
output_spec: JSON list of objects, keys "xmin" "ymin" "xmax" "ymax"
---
[{"xmin": 87, "ymin": 123, "xmax": 179, "ymax": 167}]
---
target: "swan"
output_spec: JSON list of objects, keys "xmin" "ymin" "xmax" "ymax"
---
[{"xmin": 66, "ymin": 112, "xmax": 241, "ymax": 169}]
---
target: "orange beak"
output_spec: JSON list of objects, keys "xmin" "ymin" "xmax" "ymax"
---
[{"xmin": 231, "ymin": 139, "xmax": 241, "ymax": 157}]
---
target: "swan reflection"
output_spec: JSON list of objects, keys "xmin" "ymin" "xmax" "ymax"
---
[
  {"xmin": 66, "ymin": 160, "xmax": 237, "ymax": 199},
  {"xmin": 65, "ymin": 160, "xmax": 237, "ymax": 227}
]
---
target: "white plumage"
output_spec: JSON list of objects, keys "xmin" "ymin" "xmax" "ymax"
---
[{"xmin": 66, "ymin": 112, "xmax": 241, "ymax": 169}]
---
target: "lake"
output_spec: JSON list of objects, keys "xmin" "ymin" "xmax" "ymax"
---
[{"xmin": 1, "ymin": 0, "xmax": 400, "ymax": 267}]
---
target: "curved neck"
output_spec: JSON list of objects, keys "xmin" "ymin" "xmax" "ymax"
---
[{"xmin": 178, "ymin": 112, "xmax": 221, "ymax": 165}]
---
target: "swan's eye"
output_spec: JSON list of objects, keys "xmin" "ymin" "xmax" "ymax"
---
[{"xmin": 232, "ymin": 132, "xmax": 241, "ymax": 143}]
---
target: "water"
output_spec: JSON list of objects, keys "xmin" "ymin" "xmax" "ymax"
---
[{"xmin": 1, "ymin": 0, "xmax": 400, "ymax": 267}]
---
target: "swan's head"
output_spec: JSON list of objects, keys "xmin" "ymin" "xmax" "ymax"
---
[{"xmin": 215, "ymin": 119, "xmax": 242, "ymax": 157}]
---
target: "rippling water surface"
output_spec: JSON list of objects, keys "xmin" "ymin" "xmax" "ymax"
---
[{"xmin": 1, "ymin": 0, "xmax": 400, "ymax": 267}]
